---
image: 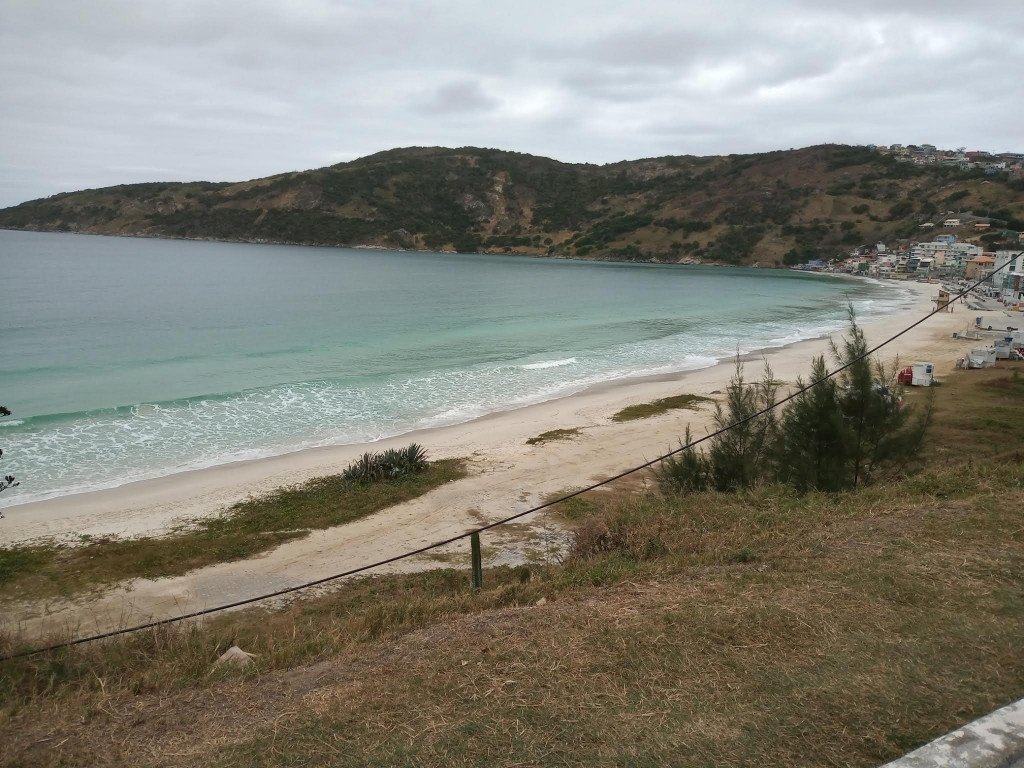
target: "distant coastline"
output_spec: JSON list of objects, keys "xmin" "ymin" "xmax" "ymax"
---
[{"xmin": 0, "ymin": 226, "xmax": 743, "ymax": 269}]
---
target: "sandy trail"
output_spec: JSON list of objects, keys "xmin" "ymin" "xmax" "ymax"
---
[{"xmin": 2, "ymin": 282, "xmax": 1008, "ymax": 639}]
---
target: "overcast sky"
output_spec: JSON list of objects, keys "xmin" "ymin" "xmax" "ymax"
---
[{"xmin": 2, "ymin": 0, "xmax": 1022, "ymax": 208}]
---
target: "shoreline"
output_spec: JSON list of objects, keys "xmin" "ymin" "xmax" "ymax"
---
[
  {"xmin": 2, "ymin": 281, "xmax": 1003, "ymax": 636},
  {"xmin": 0, "ymin": 279, "xmax": 973, "ymax": 548},
  {"xmin": 0, "ymin": 224, "xmax": 858, "ymax": 269},
  {"xmin": 0, "ymin": 277, "xmax": 911, "ymax": 514}
]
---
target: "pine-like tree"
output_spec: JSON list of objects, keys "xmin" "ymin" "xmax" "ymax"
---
[
  {"xmin": 707, "ymin": 359, "xmax": 779, "ymax": 491},
  {"xmin": 776, "ymin": 356, "xmax": 849, "ymax": 492}
]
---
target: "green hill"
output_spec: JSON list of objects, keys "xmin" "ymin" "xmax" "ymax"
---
[{"xmin": 2, "ymin": 144, "xmax": 1022, "ymax": 265}]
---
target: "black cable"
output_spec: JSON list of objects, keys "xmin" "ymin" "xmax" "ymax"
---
[{"xmin": 3, "ymin": 251, "xmax": 1019, "ymax": 662}]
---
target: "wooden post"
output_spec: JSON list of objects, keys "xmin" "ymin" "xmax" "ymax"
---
[{"xmin": 470, "ymin": 531, "xmax": 483, "ymax": 589}]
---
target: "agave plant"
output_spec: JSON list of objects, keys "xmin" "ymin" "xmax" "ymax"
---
[
  {"xmin": 341, "ymin": 452, "xmax": 384, "ymax": 484},
  {"xmin": 400, "ymin": 443, "xmax": 428, "ymax": 472},
  {"xmin": 378, "ymin": 448, "xmax": 407, "ymax": 478},
  {"xmin": 340, "ymin": 443, "xmax": 430, "ymax": 485}
]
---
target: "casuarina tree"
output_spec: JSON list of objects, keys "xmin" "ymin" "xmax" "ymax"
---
[
  {"xmin": 660, "ymin": 308, "xmax": 932, "ymax": 498},
  {"xmin": 702, "ymin": 358, "xmax": 779, "ymax": 491},
  {"xmin": 775, "ymin": 355, "xmax": 850, "ymax": 492}
]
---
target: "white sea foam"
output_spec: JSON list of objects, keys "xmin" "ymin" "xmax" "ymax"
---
[
  {"xmin": 766, "ymin": 332, "xmax": 807, "ymax": 347},
  {"xmin": 519, "ymin": 357, "xmax": 577, "ymax": 370}
]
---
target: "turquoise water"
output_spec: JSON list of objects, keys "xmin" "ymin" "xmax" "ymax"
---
[{"xmin": 0, "ymin": 230, "xmax": 911, "ymax": 506}]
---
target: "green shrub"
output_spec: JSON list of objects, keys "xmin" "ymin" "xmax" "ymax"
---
[{"xmin": 888, "ymin": 201, "xmax": 913, "ymax": 219}]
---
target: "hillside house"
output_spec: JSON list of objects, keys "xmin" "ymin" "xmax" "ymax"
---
[
  {"xmin": 941, "ymin": 245, "xmax": 983, "ymax": 277},
  {"xmin": 966, "ymin": 254, "xmax": 995, "ymax": 281},
  {"xmin": 911, "ymin": 241, "xmax": 980, "ymax": 263},
  {"xmin": 944, "ymin": 218, "xmax": 961, "ymax": 228},
  {"xmin": 869, "ymin": 256, "xmax": 896, "ymax": 278}
]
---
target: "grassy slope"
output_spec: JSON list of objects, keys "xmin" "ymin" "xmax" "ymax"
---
[
  {"xmin": 0, "ymin": 459, "xmax": 466, "ymax": 600},
  {"xmin": 1, "ymin": 145, "xmax": 1022, "ymax": 265},
  {"xmin": 0, "ymin": 366, "xmax": 1022, "ymax": 766}
]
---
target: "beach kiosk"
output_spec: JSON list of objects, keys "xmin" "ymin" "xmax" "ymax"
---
[{"xmin": 911, "ymin": 362, "xmax": 934, "ymax": 387}]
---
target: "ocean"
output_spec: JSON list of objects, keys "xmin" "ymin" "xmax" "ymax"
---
[{"xmin": 0, "ymin": 230, "xmax": 911, "ymax": 507}]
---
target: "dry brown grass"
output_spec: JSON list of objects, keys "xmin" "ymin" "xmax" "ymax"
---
[{"xmin": 0, "ymin": 367, "xmax": 1022, "ymax": 767}]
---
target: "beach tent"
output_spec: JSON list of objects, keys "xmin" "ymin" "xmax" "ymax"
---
[{"xmin": 967, "ymin": 347, "xmax": 997, "ymax": 368}]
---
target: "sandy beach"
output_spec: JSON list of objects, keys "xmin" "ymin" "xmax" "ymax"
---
[{"xmin": 2, "ymin": 280, "xmax": 1008, "ymax": 637}]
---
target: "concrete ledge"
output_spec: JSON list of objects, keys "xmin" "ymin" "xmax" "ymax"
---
[{"xmin": 882, "ymin": 698, "xmax": 1024, "ymax": 767}]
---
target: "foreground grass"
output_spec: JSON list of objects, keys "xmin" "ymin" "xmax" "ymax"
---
[
  {"xmin": 525, "ymin": 427, "xmax": 581, "ymax": 445},
  {"xmin": 0, "ymin": 368, "xmax": 1022, "ymax": 767},
  {"xmin": 0, "ymin": 459, "xmax": 466, "ymax": 600},
  {"xmin": 611, "ymin": 392, "xmax": 714, "ymax": 422},
  {"xmin": 2, "ymin": 461, "xmax": 1021, "ymax": 766}
]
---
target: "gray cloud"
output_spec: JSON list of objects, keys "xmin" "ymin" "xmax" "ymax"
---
[
  {"xmin": 1, "ymin": 0, "xmax": 1022, "ymax": 207},
  {"xmin": 417, "ymin": 79, "xmax": 498, "ymax": 114}
]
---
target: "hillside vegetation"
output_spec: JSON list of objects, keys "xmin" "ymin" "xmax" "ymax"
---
[{"xmin": 3, "ymin": 144, "xmax": 1023, "ymax": 265}]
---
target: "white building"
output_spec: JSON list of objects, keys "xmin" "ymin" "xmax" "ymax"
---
[
  {"xmin": 994, "ymin": 250, "xmax": 1024, "ymax": 275},
  {"xmin": 910, "ymin": 241, "xmax": 982, "ymax": 270},
  {"xmin": 911, "ymin": 242, "xmax": 981, "ymax": 257},
  {"xmin": 868, "ymin": 254, "xmax": 896, "ymax": 278},
  {"xmin": 994, "ymin": 251, "xmax": 1024, "ymax": 301}
]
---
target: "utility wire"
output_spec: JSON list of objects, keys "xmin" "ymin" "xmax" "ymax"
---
[{"xmin": 3, "ymin": 252, "xmax": 1020, "ymax": 663}]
